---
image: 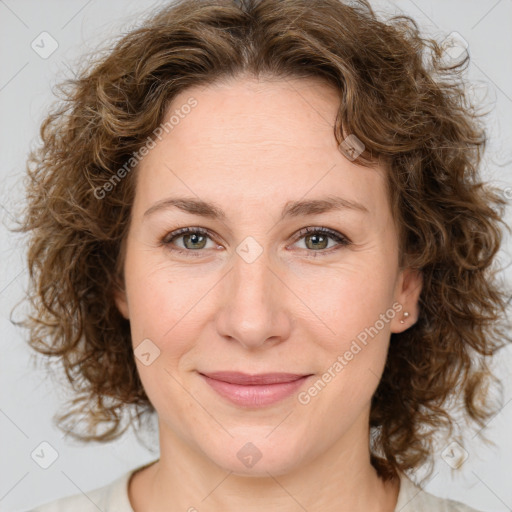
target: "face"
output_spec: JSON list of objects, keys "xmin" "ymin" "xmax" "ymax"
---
[{"xmin": 115, "ymin": 76, "xmax": 422, "ymax": 476}]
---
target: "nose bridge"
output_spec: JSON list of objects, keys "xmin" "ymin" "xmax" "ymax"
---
[
  {"xmin": 216, "ymin": 247, "xmax": 291, "ymax": 349},
  {"xmin": 233, "ymin": 250, "xmax": 273, "ymax": 312}
]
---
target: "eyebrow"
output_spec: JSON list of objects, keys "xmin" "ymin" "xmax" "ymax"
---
[{"xmin": 143, "ymin": 195, "xmax": 369, "ymax": 220}]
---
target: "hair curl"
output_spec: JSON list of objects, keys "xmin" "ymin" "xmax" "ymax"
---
[{"xmin": 14, "ymin": 0, "xmax": 511, "ymax": 484}]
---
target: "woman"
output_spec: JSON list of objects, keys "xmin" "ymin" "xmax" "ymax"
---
[{"xmin": 20, "ymin": 0, "xmax": 510, "ymax": 510}]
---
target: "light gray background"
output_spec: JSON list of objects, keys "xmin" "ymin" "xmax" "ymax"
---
[{"xmin": 1, "ymin": 1, "xmax": 511, "ymax": 511}]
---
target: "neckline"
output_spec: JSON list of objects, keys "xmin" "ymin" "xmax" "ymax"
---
[
  {"xmin": 119, "ymin": 461, "xmax": 419, "ymax": 512},
  {"xmin": 123, "ymin": 459, "xmax": 160, "ymax": 511}
]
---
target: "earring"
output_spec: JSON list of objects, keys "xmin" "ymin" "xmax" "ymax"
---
[{"xmin": 400, "ymin": 312, "xmax": 410, "ymax": 324}]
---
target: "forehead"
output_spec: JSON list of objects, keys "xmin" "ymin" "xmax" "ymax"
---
[
  {"xmin": 135, "ymin": 76, "xmax": 388, "ymax": 217},
  {"xmin": 167, "ymin": 75, "xmax": 341, "ymax": 150}
]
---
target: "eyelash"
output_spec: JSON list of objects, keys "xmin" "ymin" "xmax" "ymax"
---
[{"xmin": 160, "ymin": 226, "xmax": 351, "ymax": 258}]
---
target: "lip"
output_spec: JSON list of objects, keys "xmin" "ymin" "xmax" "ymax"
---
[
  {"xmin": 199, "ymin": 371, "xmax": 312, "ymax": 407},
  {"xmin": 201, "ymin": 371, "xmax": 308, "ymax": 385}
]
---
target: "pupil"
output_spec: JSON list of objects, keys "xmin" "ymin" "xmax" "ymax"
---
[
  {"xmin": 186, "ymin": 233, "xmax": 205, "ymax": 249},
  {"xmin": 308, "ymin": 234, "xmax": 327, "ymax": 250}
]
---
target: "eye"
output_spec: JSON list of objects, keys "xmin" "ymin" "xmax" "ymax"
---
[
  {"xmin": 161, "ymin": 227, "xmax": 218, "ymax": 256},
  {"xmin": 290, "ymin": 227, "xmax": 351, "ymax": 255},
  {"xmin": 161, "ymin": 226, "xmax": 351, "ymax": 258}
]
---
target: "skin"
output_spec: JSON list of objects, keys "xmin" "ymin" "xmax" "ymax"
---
[{"xmin": 115, "ymin": 75, "xmax": 422, "ymax": 512}]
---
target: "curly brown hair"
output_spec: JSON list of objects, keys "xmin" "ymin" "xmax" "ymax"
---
[{"xmin": 14, "ymin": 0, "xmax": 511, "ymax": 484}]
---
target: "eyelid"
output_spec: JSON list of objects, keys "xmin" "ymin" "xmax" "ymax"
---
[
  {"xmin": 161, "ymin": 226, "xmax": 212, "ymax": 245},
  {"xmin": 287, "ymin": 226, "xmax": 351, "ymax": 255},
  {"xmin": 290, "ymin": 226, "xmax": 350, "ymax": 245},
  {"xmin": 161, "ymin": 226, "xmax": 219, "ymax": 257},
  {"xmin": 161, "ymin": 225, "xmax": 351, "ymax": 257}
]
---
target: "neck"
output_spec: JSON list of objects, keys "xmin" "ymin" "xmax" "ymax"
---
[{"xmin": 130, "ymin": 416, "xmax": 400, "ymax": 512}]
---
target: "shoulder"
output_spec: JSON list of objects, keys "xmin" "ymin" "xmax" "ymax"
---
[
  {"xmin": 28, "ymin": 471, "xmax": 132, "ymax": 512},
  {"xmin": 27, "ymin": 460, "xmax": 158, "ymax": 512},
  {"xmin": 396, "ymin": 472, "xmax": 484, "ymax": 512}
]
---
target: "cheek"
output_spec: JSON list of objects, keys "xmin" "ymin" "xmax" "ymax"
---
[
  {"xmin": 293, "ymin": 259, "xmax": 397, "ymax": 342},
  {"xmin": 123, "ymin": 247, "xmax": 211, "ymax": 340},
  {"xmin": 123, "ymin": 259, "xmax": 204, "ymax": 414},
  {"xmin": 298, "ymin": 275, "xmax": 395, "ymax": 424},
  {"xmin": 295, "ymin": 259, "xmax": 396, "ymax": 410}
]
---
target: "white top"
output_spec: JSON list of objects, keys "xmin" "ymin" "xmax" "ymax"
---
[{"xmin": 28, "ymin": 461, "xmax": 483, "ymax": 512}]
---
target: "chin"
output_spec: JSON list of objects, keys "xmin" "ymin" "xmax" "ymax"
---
[{"xmin": 202, "ymin": 434, "xmax": 309, "ymax": 477}]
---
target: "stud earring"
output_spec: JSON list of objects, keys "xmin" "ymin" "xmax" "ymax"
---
[{"xmin": 400, "ymin": 312, "xmax": 410, "ymax": 324}]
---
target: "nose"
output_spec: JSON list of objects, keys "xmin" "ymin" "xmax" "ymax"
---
[{"xmin": 215, "ymin": 251, "xmax": 293, "ymax": 350}]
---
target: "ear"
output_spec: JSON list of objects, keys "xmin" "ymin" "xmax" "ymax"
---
[
  {"xmin": 113, "ymin": 276, "xmax": 130, "ymax": 320},
  {"xmin": 390, "ymin": 267, "xmax": 422, "ymax": 333}
]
